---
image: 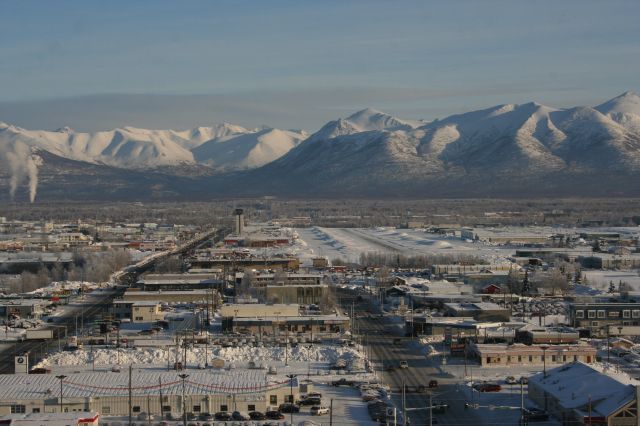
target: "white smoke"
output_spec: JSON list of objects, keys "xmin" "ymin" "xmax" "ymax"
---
[{"xmin": 1, "ymin": 140, "xmax": 40, "ymax": 203}]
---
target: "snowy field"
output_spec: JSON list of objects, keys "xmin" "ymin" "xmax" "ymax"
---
[
  {"xmin": 295, "ymin": 227, "xmax": 514, "ymax": 264},
  {"xmin": 584, "ymin": 270, "xmax": 640, "ymax": 292}
]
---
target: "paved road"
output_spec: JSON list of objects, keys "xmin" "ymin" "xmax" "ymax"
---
[
  {"xmin": 339, "ymin": 288, "xmax": 486, "ymax": 425},
  {"xmin": 0, "ymin": 287, "xmax": 124, "ymax": 374}
]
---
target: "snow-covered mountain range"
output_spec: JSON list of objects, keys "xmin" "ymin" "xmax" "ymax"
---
[
  {"xmin": 0, "ymin": 121, "xmax": 306, "ymax": 170},
  {"xmin": 2, "ymin": 92, "xmax": 640, "ymax": 201}
]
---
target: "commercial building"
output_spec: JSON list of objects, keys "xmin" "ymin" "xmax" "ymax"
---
[
  {"xmin": 516, "ymin": 326, "xmax": 580, "ymax": 345},
  {"xmin": 112, "ymin": 301, "xmax": 163, "ymax": 323},
  {"xmin": 570, "ymin": 302, "xmax": 640, "ymax": 336},
  {"xmin": 226, "ymin": 315, "xmax": 350, "ymax": 336},
  {"xmin": 219, "ymin": 304, "xmax": 299, "ymax": 318},
  {"xmin": 471, "ymin": 343, "xmax": 597, "ymax": 367},
  {"xmin": 243, "ymin": 273, "xmax": 328, "ymax": 305},
  {"xmin": 219, "ymin": 304, "xmax": 349, "ymax": 336},
  {"xmin": 577, "ymin": 253, "xmax": 640, "ymax": 270},
  {"xmin": 443, "ymin": 302, "xmax": 511, "ymax": 322},
  {"xmin": 0, "ymin": 300, "xmax": 46, "ymax": 321}
]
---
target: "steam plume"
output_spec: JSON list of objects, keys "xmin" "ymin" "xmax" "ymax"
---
[{"xmin": 1, "ymin": 140, "xmax": 40, "ymax": 203}]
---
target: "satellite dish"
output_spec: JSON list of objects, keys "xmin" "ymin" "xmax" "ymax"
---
[{"xmin": 16, "ymin": 357, "xmax": 25, "ymax": 364}]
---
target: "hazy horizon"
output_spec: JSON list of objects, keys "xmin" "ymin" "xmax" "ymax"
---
[{"xmin": 1, "ymin": 0, "xmax": 639, "ymax": 131}]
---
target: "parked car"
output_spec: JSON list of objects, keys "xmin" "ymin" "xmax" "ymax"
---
[
  {"xmin": 310, "ymin": 406, "xmax": 330, "ymax": 416},
  {"xmin": 265, "ymin": 410, "xmax": 285, "ymax": 420},
  {"xmin": 399, "ymin": 361, "xmax": 409, "ymax": 369},
  {"xmin": 473, "ymin": 383, "xmax": 502, "ymax": 392},
  {"xmin": 519, "ymin": 376, "xmax": 529, "ymax": 384},
  {"xmin": 524, "ymin": 408, "xmax": 549, "ymax": 422},
  {"xmin": 214, "ymin": 411, "xmax": 231, "ymax": 421},
  {"xmin": 198, "ymin": 412, "xmax": 213, "ymax": 421},
  {"xmin": 505, "ymin": 376, "xmax": 517, "ymax": 384},
  {"xmin": 279, "ymin": 403, "xmax": 300, "ymax": 413},
  {"xmin": 331, "ymin": 378, "xmax": 354, "ymax": 387},
  {"xmin": 248, "ymin": 411, "xmax": 266, "ymax": 420},
  {"xmin": 231, "ymin": 411, "xmax": 250, "ymax": 420},
  {"xmin": 428, "ymin": 380, "xmax": 438, "ymax": 388},
  {"xmin": 300, "ymin": 396, "xmax": 322, "ymax": 406}
]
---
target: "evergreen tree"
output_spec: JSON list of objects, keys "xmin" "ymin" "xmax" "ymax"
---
[{"xmin": 521, "ymin": 270, "xmax": 530, "ymax": 295}]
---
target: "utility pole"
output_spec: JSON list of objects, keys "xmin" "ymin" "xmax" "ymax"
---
[
  {"xmin": 179, "ymin": 373, "xmax": 189, "ymax": 426},
  {"xmin": 607, "ymin": 326, "xmax": 611, "ymax": 364},
  {"xmin": 128, "ymin": 365, "xmax": 133, "ymax": 426},
  {"xmin": 159, "ymin": 377, "xmax": 164, "ymax": 421},
  {"xmin": 147, "ymin": 395, "xmax": 151, "ymax": 426},
  {"xmin": 286, "ymin": 374, "xmax": 297, "ymax": 425},
  {"xmin": 285, "ymin": 327, "xmax": 289, "ymax": 367},
  {"xmin": 520, "ymin": 380, "xmax": 525, "ymax": 425},
  {"xmin": 402, "ymin": 380, "xmax": 407, "ymax": 426},
  {"xmin": 429, "ymin": 392, "xmax": 433, "ymax": 426},
  {"xmin": 329, "ymin": 398, "xmax": 333, "ymax": 426},
  {"xmin": 55, "ymin": 375, "xmax": 67, "ymax": 412}
]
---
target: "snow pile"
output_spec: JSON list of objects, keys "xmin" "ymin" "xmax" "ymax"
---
[
  {"xmin": 26, "ymin": 280, "xmax": 101, "ymax": 296},
  {"xmin": 34, "ymin": 345, "xmax": 363, "ymax": 369}
]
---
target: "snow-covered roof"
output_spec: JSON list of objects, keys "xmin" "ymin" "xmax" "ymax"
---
[
  {"xmin": 0, "ymin": 369, "xmax": 291, "ymax": 400},
  {"xmin": 529, "ymin": 362, "xmax": 637, "ymax": 416}
]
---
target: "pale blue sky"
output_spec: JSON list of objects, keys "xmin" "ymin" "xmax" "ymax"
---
[{"xmin": 1, "ymin": 0, "xmax": 639, "ymax": 131}]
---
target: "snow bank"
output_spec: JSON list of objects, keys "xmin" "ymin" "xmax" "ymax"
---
[{"xmin": 34, "ymin": 344, "xmax": 363, "ymax": 368}]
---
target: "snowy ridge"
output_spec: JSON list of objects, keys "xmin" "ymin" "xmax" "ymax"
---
[
  {"xmin": 254, "ymin": 92, "xmax": 640, "ymax": 196},
  {"xmin": 193, "ymin": 127, "xmax": 307, "ymax": 170},
  {"xmin": 0, "ymin": 121, "xmax": 304, "ymax": 170},
  {"xmin": 3, "ymin": 91, "xmax": 640, "ymax": 199}
]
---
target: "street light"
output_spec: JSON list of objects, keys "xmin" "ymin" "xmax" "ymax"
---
[
  {"xmin": 540, "ymin": 345, "xmax": 549, "ymax": 378},
  {"xmin": 178, "ymin": 373, "xmax": 189, "ymax": 426},
  {"xmin": 286, "ymin": 374, "xmax": 298, "ymax": 424},
  {"xmin": 306, "ymin": 344, "xmax": 313, "ymax": 379},
  {"xmin": 55, "ymin": 375, "xmax": 67, "ymax": 412}
]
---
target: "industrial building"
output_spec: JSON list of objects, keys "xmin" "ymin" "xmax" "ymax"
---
[
  {"xmin": 136, "ymin": 274, "xmax": 223, "ymax": 292},
  {"xmin": 0, "ymin": 370, "xmax": 300, "ymax": 418}
]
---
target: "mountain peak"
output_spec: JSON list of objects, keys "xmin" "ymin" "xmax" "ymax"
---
[
  {"xmin": 347, "ymin": 107, "xmax": 387, "ymax": 120},
  {"xmin": 596, "ymin": 90, "xmax": 640, "ymax": 117}
]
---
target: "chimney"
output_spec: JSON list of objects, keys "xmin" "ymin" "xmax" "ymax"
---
[{"xmin": 234, "ymin": 209, "xmax": 244, "ymax": 235}]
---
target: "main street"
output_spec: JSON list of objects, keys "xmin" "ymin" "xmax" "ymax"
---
[{"xmin": 339, "ymin": 288, "xmax": 486, "ymax": 425}]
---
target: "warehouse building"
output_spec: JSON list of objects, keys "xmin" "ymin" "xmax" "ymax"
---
[{"xmin": 0, "ymin": 370, "xmax": 300, "ymax": 418}]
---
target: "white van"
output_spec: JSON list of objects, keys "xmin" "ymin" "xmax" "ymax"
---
[{"xmin": 311, "ymin": 406, "xmax": 330, "ymax": 416}]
